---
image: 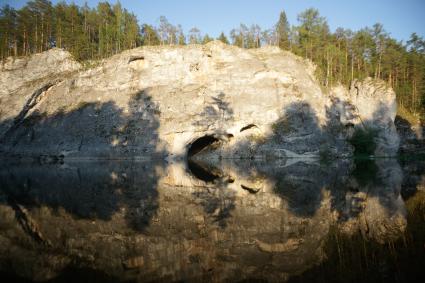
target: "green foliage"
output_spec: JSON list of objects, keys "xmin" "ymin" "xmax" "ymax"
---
[
  {"xmin": 177, "ymin": 25, "xmax": 186, "ymax": 45},
  {"xmin": 202, "ymin": 34, "xmax": 213, "ymax": 44},
  {"xmin": 0, "ymin": 0, "xmax": 141, "ymax": 61},
  {"xmin": 141, "ymin": 24, "xmax": 160, "ymax": 46},
  {"xmin": 287, "ymin": 8, "xmax": 425, "ymax": 115},
  {"xmin": 349, "ymin": 127, "xmax": 379, "ymax": 156},
  {"xmin": 296, "ymin": 8, "xmax": 329, "ymax": 60},
  {"xmin": 230, "ymin": 24, "xmax": 261, "ymax": 48},
  {"xmin": 276, "ymin": 11, "xmax": 290, "ymax": 49},
  {"xmin": 397, "ymin": 104, "xmax": 420, "ymax": 126},
  {"xmin": 217, "ymin": 32, "xmax": 229, "ymax": 44},
  {"xmin": 230, "ymin": 28, "xmax": 243, "ymax": 48}
]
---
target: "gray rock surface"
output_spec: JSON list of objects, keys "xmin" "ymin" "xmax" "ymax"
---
[
  {"xmin": 0, "ymin": 48, "xmax": 81, "ymax": 140},
  {"xmin": 0, "ymin": 42, "xmax": 400, "ymax": 158},
  {"xmin": 331, "ymin": 79, "xmax": 400, "ymax": 156}
]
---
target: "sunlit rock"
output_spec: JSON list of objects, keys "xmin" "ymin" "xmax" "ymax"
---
[
  {"xmin": 0, "ymin": 42, "xmax": 399, "ymax": 159},
  {"xmin": 330, "ymin": 78, "xmax": 399, "ymax": 156}
]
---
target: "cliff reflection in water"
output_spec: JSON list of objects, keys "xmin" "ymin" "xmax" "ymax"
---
[{"xmin": 0, "ymin": 158, "xmax": 424, "ymax": 283}]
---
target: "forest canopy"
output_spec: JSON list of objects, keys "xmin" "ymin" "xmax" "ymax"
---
[{"xmin": 1, "ymin": 0, "xmax": 424, "ymax": 117}]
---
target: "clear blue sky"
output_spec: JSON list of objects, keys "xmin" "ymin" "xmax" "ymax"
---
[{"xmin": 2, "ymin": 0, "xmax": 425, "ymax": 42}]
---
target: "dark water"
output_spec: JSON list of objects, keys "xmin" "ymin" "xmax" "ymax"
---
[{"xmin": 0, "ymin": 157, "xmax": 424, "ymax": 283}]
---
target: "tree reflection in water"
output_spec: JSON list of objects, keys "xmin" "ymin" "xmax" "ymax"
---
[{"xmin": 0, "ymin": 156, "xmax": 423, "ymax": 283}]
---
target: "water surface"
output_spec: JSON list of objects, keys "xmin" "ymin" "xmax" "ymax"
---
[{"xmin": 0, "ymin": 157, "xmax": 424, "ymax": 283}]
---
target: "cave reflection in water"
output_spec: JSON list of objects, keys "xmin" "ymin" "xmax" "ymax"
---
[{"xmin": 0, "ymin": 158, "xmax": 424, "ymax": 283}]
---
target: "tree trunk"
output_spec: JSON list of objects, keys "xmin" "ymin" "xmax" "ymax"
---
[
  {"xmin": 41, "ymin": 14, "xmax": 44, "ymax": 52},
  {"xmin": 326, "ymin": 49, "xmax": 330, "ymax": 87},
  {"xmin": 35, "ymin": 17, "xmax": 38, "ymax": 54}
]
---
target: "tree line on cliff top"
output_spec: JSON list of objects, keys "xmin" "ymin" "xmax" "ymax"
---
[{"xmin": 0, "ymin": 0, "xmax": 424, "ymax": 116}]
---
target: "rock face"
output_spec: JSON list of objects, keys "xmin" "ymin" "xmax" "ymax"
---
[
  {"xmin": 331, "ymin": 79, "xmax": 400, "ymax": 156},
  {"xmin": 0, "ymin": 48, "xmax": 81, "ymax": 142},
  {"xmin": 395, "ymin": 115, "xmax": 424, "ymax": 154},
  {"xmin": 0, "ymin": 41, "xmax": 399, "ymax": 158}
]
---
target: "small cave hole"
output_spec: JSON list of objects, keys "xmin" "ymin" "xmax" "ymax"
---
[
  {"xmin": 241, "ymin": 185, "xmax": 260, "ymax": 194},
  {"xmin": 128, "ymin": 56, "xmax": 145, "ymax": 63},
  {"xmin": 240, "ymin": 124, "xmax": 258, "ymax": 132}
]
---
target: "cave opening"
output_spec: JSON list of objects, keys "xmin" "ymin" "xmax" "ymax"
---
[
  {"xmin": 187, "ymin": 135, "xmax": 219, "ymax": 158},
  {"xmin": 187, "ymin": 135, "xmax": 220, "ymax": 183},
  {"xmin": 187, "ymin": 159, "xmax": 220, "ymax": 183}
]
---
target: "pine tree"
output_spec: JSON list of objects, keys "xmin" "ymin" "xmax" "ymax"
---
[
  {"xmin": 141, "ymin": 24, "xmax": 159, "ymax": 46},
  {"xmin": 275, "ymin": 11, "xmax": 289, "ymax": 49},
  {"xmin": 113, "ymin": 1, "xmax": 123, "ymax": 53},
  {"xmin": 0, "ymin": 5, "xmax": 18, "ymax": 58},
  {"xmin": 229, "ymin": 29, "xmax": 240, "ymax": 47},
  {"xmin": 296, "ymin": 8, "xmax": 329, "ymax": 60},
  {"xmin": 217, "ymin": 32, "xmax": 229, "ymax": 44},
  {"xmin": 123, "ymin": 12, "xmax": 140, "ymax": 49},
  {"xmin": 177, "ymin": 24, "xmax": 185, "ymax": 45},
  {"xmin": 202, "ymin": 34, "xmax": 213, "ymax": 44},
  {"xmin": 371, "ymin": 23, "xmax": 388, "ymax": 79}
]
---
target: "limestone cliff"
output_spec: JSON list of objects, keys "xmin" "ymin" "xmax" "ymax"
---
[{"xmin": 0, "ymin": 41, "xmax": 399, "ymax": 158}]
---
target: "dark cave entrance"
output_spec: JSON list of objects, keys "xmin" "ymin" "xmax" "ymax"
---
[
  {"xmin": 187, "ymin": 135, "xmax": 220, "ymax": 183},
  {"xmin": 187, "ymin": 135, "xmax": 219, "ymax": 158},
  {"xmin": 187, "ymin": 159, "xmax": 220, "ymax": 183}
]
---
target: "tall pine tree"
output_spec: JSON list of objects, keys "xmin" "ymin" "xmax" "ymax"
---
[{"xmin": 276, "ymin": 11, "xmax": 289, "ymax": 49}]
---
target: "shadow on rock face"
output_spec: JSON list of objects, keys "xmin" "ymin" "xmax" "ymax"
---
[
  {"xmin": 0, "ymin": 90, "xmax": 168, "ymax": 232},
  {"xmin": 192, "ymin": 92, "xmax": 234, "ymax": 129},
  {"xmin": 0, "ymin": 89, "xmax": 165, "ymax": 158},
  {"xmin": 395, "ymin": 114, "xmax": 425, "ymax": 155},
  {"xmin": 186, "ymin": 100, "xmax": 409, "ymax": 227}
]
